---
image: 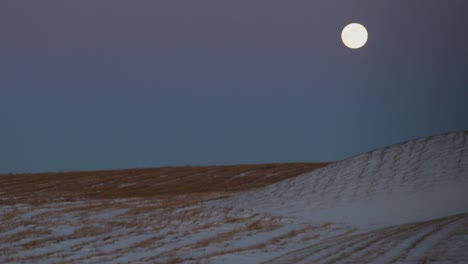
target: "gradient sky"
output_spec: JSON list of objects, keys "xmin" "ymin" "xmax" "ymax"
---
[{"xmin": 1, "ymin": 1, "xmax": 467, "ymax": 173}]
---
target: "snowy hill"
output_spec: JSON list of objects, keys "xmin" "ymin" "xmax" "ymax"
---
[
  {"xmin": 219, "ymin": 131, "xmax": 468, "ymax": 229},
  {"xmin": 0, "ymin": 131, "xmax": 467, "ymax": 263}
]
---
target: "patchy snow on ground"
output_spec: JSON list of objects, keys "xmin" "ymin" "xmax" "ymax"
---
[{"xmin": 1, "ymin": 131, "xmax": 467, "ymax": 263}]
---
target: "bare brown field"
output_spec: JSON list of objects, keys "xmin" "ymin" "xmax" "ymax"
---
[{"xmin": 0, "ymin": 162, "xmax": 330, "ymax": 205}]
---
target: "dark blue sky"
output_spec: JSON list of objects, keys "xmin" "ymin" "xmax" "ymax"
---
[{"xmin": 1, "ymin": 1, "xmax": 467, "ymax": 173}]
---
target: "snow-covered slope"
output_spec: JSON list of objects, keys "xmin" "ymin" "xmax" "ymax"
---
[{"xmin": 218, "ymin": 131, "xmax": 468, "ymax": 228}]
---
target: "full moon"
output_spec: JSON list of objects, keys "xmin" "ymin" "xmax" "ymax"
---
[{"xmin": 341, "ymin": 23, "xmax": 368, "ymax": 49}]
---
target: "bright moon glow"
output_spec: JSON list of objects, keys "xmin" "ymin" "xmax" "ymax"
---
[{"xmin": 341, "ymin": 23, "xmax": 368, "ymax": 49}]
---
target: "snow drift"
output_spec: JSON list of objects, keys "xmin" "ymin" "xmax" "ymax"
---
[{"xmin": 219, "ymin": 131, "xmax": 468, "ymax": 228}]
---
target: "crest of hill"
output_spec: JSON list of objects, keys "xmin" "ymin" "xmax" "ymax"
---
[
  {"xmin": 0, "ymin": 162, "xmax": 330, "ymax": 205},
  {"xmin": 218, "ymin": 131, "xmax": 468, "ymax": 228}
]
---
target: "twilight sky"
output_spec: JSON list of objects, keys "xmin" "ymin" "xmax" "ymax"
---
[{"xmin": 1, "ymin": 1, "xmax": 467, "ymax": 173}]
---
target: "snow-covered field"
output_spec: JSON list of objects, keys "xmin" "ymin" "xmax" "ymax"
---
[{"xmin": 1, "ymin": 131, "xmax": 467, "ymax": 263}]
